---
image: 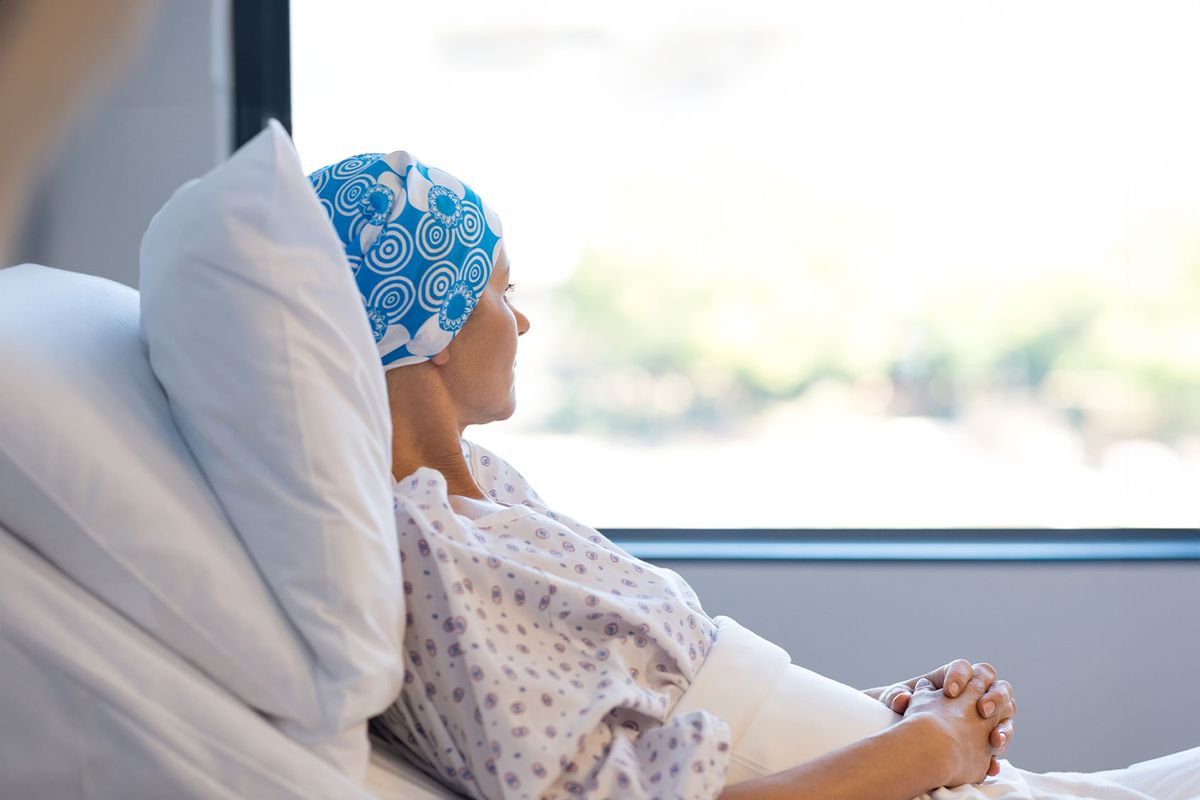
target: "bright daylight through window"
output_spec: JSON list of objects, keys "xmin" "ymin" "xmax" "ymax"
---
[{"xmin": 292, "ymin": 0, "xmax": 1200, "ymax": 529}]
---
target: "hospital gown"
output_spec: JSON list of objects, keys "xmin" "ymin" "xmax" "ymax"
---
[
  {"xmin": 372, "ymin": 442, "xmax": 1200, "ymax": 800},
  {"xmin": 370, "ymin": 442, "xmax": 732, "ymax": 800}
]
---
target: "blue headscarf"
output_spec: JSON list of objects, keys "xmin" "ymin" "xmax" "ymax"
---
[{"xmin": 308, "ymin": 151, "xmax": 503, "ymax": 370}]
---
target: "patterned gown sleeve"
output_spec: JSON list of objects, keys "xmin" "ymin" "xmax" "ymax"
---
[{"xmin": 379, "ymin": 466, "xmax": 733, "ymax": 800}]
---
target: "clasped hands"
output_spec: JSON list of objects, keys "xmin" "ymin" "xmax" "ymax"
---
[{"xmin": 867, "ymin": 659, "xmax": 1016, "ymax": 784}]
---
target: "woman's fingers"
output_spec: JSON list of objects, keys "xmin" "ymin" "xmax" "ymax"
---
[
  {"xmin": 988, "ymin": 756, "xmax": 1001, "ymax": 777},
  {"xmin": 878, "ymin": 684, "xmax": 912, "ymax": 713},
  {"xmin": 990, "ymin": 718, "xmax": 1015, "ymax": 753},
  {"xmin": 978, "ymin": 678, "xmax": 1014, "ymax": 720},
  {"xmin": 971, "ymin": 662, "xmax": 997, "ymax": 689},
  {"xmin": 939, "ymin": 659, "xmax": 975, "ymax": 697}
]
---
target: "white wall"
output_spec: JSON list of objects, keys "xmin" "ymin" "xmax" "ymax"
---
[
  {"xmin": 661, "ymin": 558, "xmax": 1200, "ymax": 774},
  {"xmin": 14, "ymin": 0, "xmax": 231, "ymax": 287}
]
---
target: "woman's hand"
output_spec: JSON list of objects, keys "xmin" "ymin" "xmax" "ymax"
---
[
  {"xmin": 867, "ymin": 660, "xmax": 1015, "ymax": 776},
  {"xmin": 903, "ymin": 671, "xmax": 1016, "ymax": 788},
  {"xmin": 720, "ymin": 668, "xmax": 1017, "ymax": 800}
]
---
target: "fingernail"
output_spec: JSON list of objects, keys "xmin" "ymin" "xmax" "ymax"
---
[
  {"xmin": 999, "ymin": 732, "xmax": 1007, "ymax": 746},
  {"xmin": 982, "ymin": 701, "xmax": 995, "ymax": 717},
  {"xmin": 947, "ymin": 681, "xmax": 959, "ymax": 695}
]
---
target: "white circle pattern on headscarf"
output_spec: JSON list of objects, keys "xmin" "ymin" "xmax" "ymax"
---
[
  {"xmin": 331, "ymin": 153, "xmax": 380, "ymax": 178},
  {"xmin": 460, "ymin": 248, "xmax": 492, "ymax": 293},
  {"xmin": 367, "ymin": 275, "xmax": 418, "ymax": 323},
  {"xmin": 418, "ymin": 261, "xmax": 457, "ymax": 313},
  {"xmin": 415, "ymin": 213, "xmax": 455, "ymax": 260},
  {"xmin": 334, "ymin": 175, "xmax": 373, "ymax": 216},
  {"xmin": 457, "ymin": 200, "xmax": 485, "ymax": 247},
  {"xmin": 364, "ymin": 228, "xmax": 414, "ymax": 275}
]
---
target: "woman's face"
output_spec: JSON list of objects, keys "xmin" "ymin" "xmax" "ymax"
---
[{"xmin": 438, "ymin": 243, "xmax": 530, "ymax": 427}]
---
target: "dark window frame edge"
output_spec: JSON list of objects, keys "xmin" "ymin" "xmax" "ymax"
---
[{"xmin": 232, "ymin": 0, "xmax": 292, "ymax": 148}]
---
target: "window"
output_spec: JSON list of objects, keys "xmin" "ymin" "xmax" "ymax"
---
[{"xmin": 290, "ymin": 0, "xmax": 1200, "ymax": 532}]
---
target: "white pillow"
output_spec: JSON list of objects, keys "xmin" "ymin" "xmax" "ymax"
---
[
  {"xmin": 139, "ymin": 120, "xmax": 403, "ymax": 779},
  {"xmin": 0, "ymin": 263, "xmax": 320, "ymax": 728}
]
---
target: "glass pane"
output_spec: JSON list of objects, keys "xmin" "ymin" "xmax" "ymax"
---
[{"xmin": 292, "ymin": 0, "xmax": 1200, "ymax": 528}]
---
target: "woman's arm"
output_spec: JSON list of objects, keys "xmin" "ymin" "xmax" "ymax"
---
[
  {"xmin": 718, "ymin": 715, "xmax": 951, "ymax": 800},
  {"xmin": 721, "ymin": 671, "xmax": 1011, "ymax": 800}
]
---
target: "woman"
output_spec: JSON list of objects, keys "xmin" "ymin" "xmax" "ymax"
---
[{"xmin": 308, "ymin": 152, "xmax": 1198, "ymax": 800}]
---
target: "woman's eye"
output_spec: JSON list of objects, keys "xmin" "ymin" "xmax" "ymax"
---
[{"xmin": 505, "ymin": 283, "xmax": 516, "ymax": 295}]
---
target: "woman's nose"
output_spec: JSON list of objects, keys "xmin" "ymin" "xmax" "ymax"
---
[{"xmin": 515, "ymin": 307, "xmax": 531, "ymax": 336}]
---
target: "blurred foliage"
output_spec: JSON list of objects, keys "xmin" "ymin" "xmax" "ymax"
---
[{"xmin": 548, "ymin": 241, "xmax": 1200, "ymax": 445}]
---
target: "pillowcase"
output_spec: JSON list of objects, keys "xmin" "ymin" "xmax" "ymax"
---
[
  {"xmin": 138, "ymin": 120, "xmax": 403, "ymax": 779},
  {"xmin": 0, "ymin": 263, "xmax": 319, "ymax": 728}
]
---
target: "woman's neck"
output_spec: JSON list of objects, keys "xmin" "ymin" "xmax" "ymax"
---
[
  {"xmin": 391, "ymin": 436, "xmax": 482, "ymax": 499},
  {"xmin": 386, "ymin": 368, "xmax": 485, "ymax": 500}
]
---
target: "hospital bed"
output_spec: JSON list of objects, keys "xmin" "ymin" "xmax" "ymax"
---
[{"xmin": 0, "ymin": 261, "xmax": 460, "ymax": 798}]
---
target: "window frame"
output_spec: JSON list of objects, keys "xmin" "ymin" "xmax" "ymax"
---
[
  {"xmin": 232, "ymin": 0, "xmax": 292, "ymax": 148},
  {"xmin": 603, "ymin": 528, "xmax": 1200, "ymax": 562}
]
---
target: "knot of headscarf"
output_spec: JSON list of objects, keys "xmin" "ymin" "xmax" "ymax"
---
[{"xmin": 308, "ymin": 152, "xmax": 503, "ymax": 370}]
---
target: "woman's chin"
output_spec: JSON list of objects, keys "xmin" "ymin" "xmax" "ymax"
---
[
  {"xmin": 480, "ymin": 392, "xmax": 517, "ymax": 426},
  {"xmin": 497, "ymin": 394, "xmax": 517, "ymax": 422}
]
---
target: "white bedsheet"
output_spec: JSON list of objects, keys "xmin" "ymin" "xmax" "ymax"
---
[
  {"xmin": 367, "ymin": 749, "xmax": 461, "ymax": 800},
  {"xmin": 0, "ymin": 524, "xmax": 457, "ymax": 799}
]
